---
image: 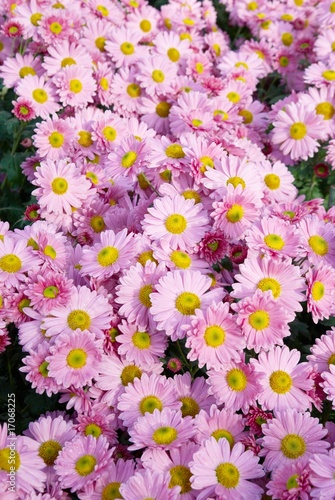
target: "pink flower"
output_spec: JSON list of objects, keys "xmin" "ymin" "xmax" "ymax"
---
[
  {"xmin": 80, "ymin": 460, "xmax": 135, "ymax": 500},
  {"xmin": 310, "ymin": 448, "xmax": 335, "ymax": 498},
  {"xmin": 20, "ymin": 341, "xmax": 61, "ymax": 397},
  {"xmin": 0, "ymin": 236, "xmax": 38, "ymax": 289},
  {"xmin": 194, "ymin": 405, "xmax": 247, "ymax": 448},
  {"xmin": 16, "ymin": 75, "xmax": 60, "ymax": 119},
  {"xmin": 54, "ymin": 65, "xmax": 97, "ymax": 108},
  {"xmin": 267, "ymin": 459, "xmax": 312, "ymax": 500},
  {"xmin": 117, "ymin": 320, "xmax": 167, "ymax": 365},
  {"xmin": 120, "ymin": 469, "xmax": 181, "ymax": 500},
  {"xmin": 12, "ymin": 97, "xmax": 36, "ymax": 121},
  {"xmin": 306, "ymin": 263, "xmax": 335, "ymax": 323},
  {"xmin": 308, "ymin": 328, "xmax": 335, "ymax": 375}
]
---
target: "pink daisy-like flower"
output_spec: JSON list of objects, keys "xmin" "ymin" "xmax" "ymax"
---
[
  {"xmin": 117, "ymin": 320, "xmax": 167, "ymax": 365},
  {"xmin": 172, "ymin": 373, "xmax": 215, "ymax": 418},
  {"xmin": 79, "ymin": 228, "xmax": 137, "ymax": 280},
  {"xmin": 308, "ymin": 328, "xmax": 335, "ymax": 375},
  {"xmin": 194, "ymin": 405, "xmax": 247, "ymax": 448},
  {"xmin": 251, "ymin": 345, "xmax": 313, "ymax": 412},
  {"xmin": 117, "ymin": 372, "xmax": 180, "ymax": 428},
  {"xmin": 321, "ymin": 364, "xmax": 335, "ymax": 409},
  {"xmin": 54, "ymin": 65, "xmax": 97, "ymax": 108},
  {"xmin": 137, "ymin": 55, "xmax": 177, "ymax": 96},
  {"xmin": 54, "ymin": 435, "xmax": 112, "ymax": 492},
  {"xmin": 20, "ymin": 341, "xmax": 61, "ymax": 397},
  {"xmin": 26, "ymin": 271, "xmax": 75, "ymax": 315},
  {"xmin": 271, "ymin": 102, "xmax": 326, "ymax": 162},
  {"xmin": 142, "ymin": 194, "xmax": 210, "ymax": 252},
  {"xmin": 91, "ymin": 110, "xmax": 127, "ymax": 152},
  {"xmin": 12, "ymin": 97, "xmax": 36, "ymax": 121},
  {"xmin": 120, "ymin": 469, "xmax": 181, "ymax": 500},
  {"xmin": 33, "ymin": 116, "xmax": 77, "ymax": 161},
  {"xmin": 107, "ymin": 135, "xmax": 149, "ymax": 181},
  {"xmin": 0, "ymin": 236, "xmax": 38, "ymax": 289},
  {"xmin": 79, "ymin": 459, "xmax": 135, "ymax": 500},
  {"xmin": 259, "ymin": 409, "xmax": 329, "ymax": 472},
  {"xmin": 153, "ymin": 239, "xmax": 209, "ymax": 272},
  {"xmin": 245, "ymin": 407, "xmax": 273, "ymax": 437},
  {"xmin": 259, "ymin": 160, "xmax": 297, "ymax": 204},
  {"xmin": 232, "ymin": 255, "xmax": 306, "ymax": 321},
  {"xmin": 75, "ymin": 406, "xmax": 117, "ymax": 444},
  {"xmin": 190, "ymin": 438, "xmax": 264, "ymax": 500},
  {"xmin": 47, "ymin": 330, "xmax": 102, "ymax": 389},
  {"xmin": 32, "ymin": 159, "xmax": 92, "ymax": 215},
  {"xmin": 310, "ymin": 448, "xmax": 335, "ymax": 498},
  {"xmin": 0, "ymin": 52, "xmax": 43, "ymax": 89},
  {"xmin": 267, "ymin": 459, "xmax": 312, "ymax": 500},
  {"xmin": 150, "ymin": 270, "xmax": 224, "ymax": 340},
  {"xmin": 169, "ymin": 91, "xmax": 214, "ymax": 136},
  {"xmin": 184, "ymin": 301, "xmax": 245, "ymax": 370},
  {"xmin": 105, "ymin": 27, "xmax": 144, "ymax": 68},
  {"xmin": 207, "ymin": 357, "xmax": 262, "ymax": 412},
  {"xmin": 306, "ymin": 263, "xmax": 335, "ymax": 323},
  {"xmin": 128, "ymin": 408, "xmax": 196, "ymax": 451},
  {"xmin": 16, "ymin": 74, "xmax": 60, "ymax": 119},
  {"xmin": 211, "ymin": 184, "xmax": 260, "ymax": 240},
  {"xmin": 42, "ymin": 40, "xmax": 93, "ymax": 77},
  {"xmin": 42, "ymin": 285, "xmax": 113, "ymax": 339},
  {"xmin": 196, "ymin": 231, "xmax": 228, "ymax": 264},
  {"xmin": 232, "ymin": 290, "xmax": 292, "ymax": 353},
  {"xmin": 298, "ymin": 214, "xmax": 335, "ymax": 267}
]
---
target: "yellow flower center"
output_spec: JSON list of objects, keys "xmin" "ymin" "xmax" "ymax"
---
[
  {"xmin": 226, "ymin": 91, "xmax": 240, "ymax": 103},
  {"xmin": 139, "ymin": 395, "xmax": 163, "ymax": 415},
  {"xmin": 132, "ymin": 331, "xmax": 151, "ymax": 349},
  {"xmin": 152, "ymin": 70, "xmax": 165, "ymax": 83},
  {"xmin": 0, "ymin": 254, "xmax": 22, "ymax": 273},
  {"xmin": 120, "ymin": 365, "xmax": 142, "ymax": 386},
  {"xmin": 19, "ymin": 66, "xmax": 36, "ymax": 78},
  {"xmin": 195, "ymin": 62, "xmax": 204, "ymax": 73},
  {"xmin": 226, "ymin": 368, "xmax": 247, "ymax": 391},
  {"xmin": 264, "ymin": 234, "xmax": 285, "ymax": 250},
  {"xmin": 138, "ymin": 284, "xmax": 153, "ymax": 308},
  {"xmin": 18, "ymin": 298, "xmax": 30, "ymax": 313},
  {"xmin": 49, "ymin": 21, "xmax": 62, "ymax": 34},
  {"xmin": 182, "ymin": 189, "xmax": 201, "ymax": 204},
  {"xmin": 156, "ymin": 101, "xmax": 171, "ymax": 117},
  {"xmin": 43, "ymin": 286, "xmax": 59, "ymax": 299},
  {"xmin": 102, "ymin": 126, "xmax": 117, "ymax": 141},
  {"xmin": 322, "ymin": 70, "xmax": 335, "ymax": 81},
  {"xmin": 120, "ymin": 42, "xmax": 134, "ymax": 55},
  {"xmin": 226, "ymin": 204, "xmax": 244, "ymax": 223},
  {"xmin": 127, "ymin": 83, "xmax": 141, "ymax": 98},
  {"xmin": 30, "ymin": 12, "xmax": 42, "ymax": 26},
  {"xmin": 180, "ymin": 396, "xmax": 200, "ymax": 417},
  {"xmin": 121, "ymin": 151, "xmax": 137, "ymax": 168},
  {"xmin": 152, "ymin": 426, "xmax": 178, "ymax": 445},
  {"xmin": 264, "ymin": 173, "xmax": 280, "ymax": 190},
  {"xmin": 328, "ymin": 353, "xmax": 335, "ymax": 365},
  {"xmin": 44, "ymin": 245, "xmax": 56, "ymax": 259},
  {"xmin": 61, "ymin": 57, "xmax": 76, "ymax": 67},
  {"xmin": 84, "ymin": 424, "xmax": 102, "ymax": 438},
  {"xmin": 75, "ymin": 455, "xmax": 96, "ymax": 476},
  {"xmin": 137, "ymin": 250, "xmax": 157, "ymax": 266},
  {"xmin": 67, "ymin": 309, "xmax": 91, "ymax": 331},
  {"xmin": 38, "ymin": 440, "xmax": 62, "ymax": 466},
  {"xmin": 78, "ymin": 131, "xmax": 93, "ymax": 148},
  {"xmin": 51, "ymin": 177, "xmax": 68, "ymax": 194},
  {"xmin": 269, "ymin": 370, "xmax": 292, "ymax": 394},
  {"xmin": 281, "ymin": 434, "xmax": 306, "ymax": 459},
  {"xmin": 167, "ymin": 48, "xmax": 180, "ymax": 62},
  {"xmin": 239, "ymin": 109, "xmax": 253, "ymax": 124},
  {"xmin": 165, "ymin": 144, "xmax": 185, "ymax": 158},
  {"xmin": 257, "ymin": 277, "xmax": 281, "ymax": 298},
  {"xmin": 311, "ymin": 281, "xmax": 325, "ymax": 301},
  {"xmin": 216, "ymin": 462, "xmax": 240, "ymax": 488},
  {"xmin": 212, "ymin": 429, "xmax": 234, "ymax": 447},
  {"xmin": 66, "ymin": 348, "xmax": 87, "ymax": 369},
  {"xmin": 140, "ymin": 19, "xmax": 151, "ymax": 32},
  {"xmin": 316, "ymin": 102, "xmax": 335, "ymax": 120},
  {"xmin": 169, "ymin": 465, "xmax": 192, "ymax": 493},
  {"xmin": 226, "ymin": 176, "xmax": 246, "ymax": 189},
  {"xmin": 95, "ymin": 37, "xmax": 106, "ymax": 51},
  {"xmin": 282, "ymin": 32, "xmax": 293, "ymax": 46},
  {"xmin": 308, "ymin": 235, "xmax": 328, "ymax": 256},
  {"xmin": 97, "ymin": 246, "xmax": 119, "ymax": 267},
  {"xmin": 213, "ymin": 43, "xmax": 221, "ymax": 56},
  {"xmin": 49, "ymin": 131, "xmax": 64, "ymax": 148},
  {"xmin": 102, "ymin": 482, "xmax": 122, "ymax": 500},
  {"xmin": 170, "ymin": 250, "xmax": 191, "ymax": 269},
  {"xmin": 204, "ymin": 325, "xmax": 225, "ymax": 347},
  {"xmin": 32, "ymin": 88, "xmax": 48, "ymax": 104},
  {"xmin": 279, "ymin": 56, "xmax": 289, "ymax": 67},
  {"xmin": 97, "ymin": 5, "xmax": 109, "ymax": 16},
  {"xmin": 286, "ymin": 474, "xmax": 299, "ymax": 490},
  {"xmin": 331, "ymin": 2, "xmax": 335, "ymax": 13},
  {"xmin": 0, "ymin": 448, "xmax": 20, "ymax": 472},
  {"xmin": 248, "ymin": 310, "xmax": 270, "ymax": 330},
  {"xmin": 69, "ymin": 79, "xmax": 82, "ymax": 93},
  {"xmin": 165, "ymin": 213, "xmax": 187, "ymax": 234},
  {"xmin": 200, "ymin": 156, "xmax": 214, "ymax": 173},
  {"xmin": 90, "ymin": 215, "xmax": 106, "ymax": 233},
  {"xmin": 175, "ymin": 292, "xmax": 201, "ymax": 315},
  {"xmin": 289, "ymin": 122, "xmax": 307, "ymax": 140},
  {"xmin": 99, "ymin": 77, "xmax": 108, "ymax": 90},
  {"xmin": 191, "ymin": 119, "xmax": 203, "ymax": 128},
  {"xmin": 247, "ymin": 1, "xmax": 258, "ymax": 10},
  {"xmin": 39, "ymin": 361, "xmax": 49, "ymax": 377}
]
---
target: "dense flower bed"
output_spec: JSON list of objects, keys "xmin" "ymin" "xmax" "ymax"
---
[{"xmin": 1, "ymin": 0, "xmax": 335, "ymax": 498}]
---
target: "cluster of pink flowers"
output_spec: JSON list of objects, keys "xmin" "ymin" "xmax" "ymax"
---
[{"xmin": 1, "ymin": 0, "xmax": 335, "ymax": 498}]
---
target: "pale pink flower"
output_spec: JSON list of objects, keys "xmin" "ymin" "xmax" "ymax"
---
[
  {"xmin": 16, "ymin": 75, "xmax": 60, "ymax": 119},
  {"xmin": 308, "ymin": 328, "xmax": 335, "ymax": 375},
  {"xmin": 117, "ymin": 320, "xmax": 167, "ymax": 365},
  {"xmin": 54, "ymin": 65, "xmax": 97, "ymax": 108},
  {"xmin": 33, "ymin": 116, "xmax": 76, "ymax": 161},
  {"xmin": 194, "ymin": 405, "xmax": 247, "ymax": 447},
  {"xmin": 120, "ymin": 469, "xmax": 180, "ymax": 500},
  {"xmin": 310, "ymin": 448, "xmax": 335, "ymax": 498},
  {"xmin": 306, "ymin": 264, "xmax": 335, "ymax": 323}
]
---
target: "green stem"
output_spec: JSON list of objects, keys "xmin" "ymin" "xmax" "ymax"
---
[
  {"xmin": 11, "ymin": 122, "xmax": 26, "ymax": 156},
  {"xmin": 176, "ymin": 340, "xmax": 189, "ymax": 371}
]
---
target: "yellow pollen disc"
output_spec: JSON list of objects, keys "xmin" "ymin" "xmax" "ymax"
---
[
  {"xmin": 61, "ymin": 57, "xmax": 76, "ymax": 68},
  {"xmin": 50, "ymin": 21, "xmax": 62, "ymax": 34},
  {"xmin": 102, "ymin": 126, "xmax": 117, "ymax": 141},
  {"xmin": 226, "ymin": 368, "xmax": 247, "ymax": 391},
  {"xmin": 281, "ymin": 13, "xmax": 293, "ymax": 21},
  {"xmin": 90, "ymin": 215, "xmax": 106, "ymax": 233},
  {"xmin": 216, "ymin": 462, "xmax": 240, "ymax": 488},
  {"xmin": 264, "ymin": 234, "xmax": 285, "ymax": 250},
  {"xmin": 156, "ymin": 101, "xmax": 171, "ymax": 117},
  {"xmin": 311, "ymin": 281, "xmax": 325, "ymax": 301},
  {"xmin": 120, "ymin": 365, "xmax": 142, "ymax": 386},
  {"xmin": 152, "ymin": 426, "xmax": 178, "ymax": 445},
  {"xmin": 286, "ymin": 474, "xmax": 299, "ymax": 490},
  {"xmin": 175, "ymin": 292, "xmax": 201, "ymax": 315},
  {"xmin": 53, "ymin": 2, "xmax": 65, "ymax": 8},
  {"xmin": 328, "ymin": 353, "xmax": 335, "ymax": 365},
  {"xmin": 49, "ymin": 131, "xmax": 64, "ymax": 148},
  {"xmin": 97, "ymin": 246, "xmax": 119, "ymax": 267},
  {"xmin": 308, "ymin": 235, "xmax": 328, "ymax": 256},
  {"xmin": 255, "ymin": 49, "xmax": 265, "ymax": 59},
  {"xmin": 191, "ymin": 118, "xmax": 203, "ymax": 127},
  {"xmin": 165, "ymin": 144, "xmax": 185, "ymax": 158},
  {"xmin": 165, "ymin": 213, "xmax": 187, "ymax": 234},
  {"xmin": 235, "ymin": 61, "xmax": 248, "ymax": 70},
  {"xmin": 9, "ymin": 26, "xmax": 19, "ymax": 35},
  {"xmin": 200, "ymin": 156, "xmax": 214, "ymax": 172},
  {"xmin": 167, "ymin": 48, "xmax": 180, "ymax": 62},
  {"xmin": 279, "ymin": 56, "xmax": 289, "ymax": 67},
  {"xmin": 0, "ymin": 449, "xmax": 20, "ymax": 472},
  {"xmin": 100, "ymin": 77, "xmax": 108, "ymax": 90},
  {"xmin": 30, "ymin": 12, "xmax": 42, "ymax": 26},
  {"xmin": 95, "ymin": 36, "xmax": 106, "ymax": 51},
  {"xmin": 261, "ymin": 20, "xmax": 271, "ymax": 29},
  {"xmin": 38, "ymin": 361, "xmax": 49, "ymax": 377},
  {"xmin": 140, "ymin": 19, "xmax": 151, "ymax": 32},
  {"xmin": 170, "ymin": 250, "xmax": 191, "ymax": 269},
  {"xmin": 121, "ymin": 151, "xmax": 137, "ymax": 168},
  {"xmin": 322, "ymin": 70, "xmax": 335, "ymax": 81},
  {"xmin": 69, "ymin": 79, "xmax": 82, "ymax": 93},
  {"xmin": 269, "ymin": 370, "xmax": 292, "ymax": 394},
  {"xmin": 67, "ymin": 309, "xmax": 91, "ymax": 331},
  {"xmin": 264, "ymin": 173, "xmax": 280, "ymax": 190},
  {"xmin": 248, "ymin": 310, "xmax": 270, "ymax": 330},
  {"xmin": 316, "ymin": 102, "xmax": 335, "ymax": 120},
  {"xmin": 127, "ymin": 83, "xmax": 141, "ymax": 98},
  {"xmin": 226, "ymin": 92, "xmax": 240, "ymax": 103},
  {"xmin": 27, "ymin": 237, "xmax": 39, "ymax": 250},
  {"xmin": 182, "ymin": 190, "xmax": 201, "ymax": 204},
  {"xmin": 212, "ymin": 429, "xmax": 234, "ymax": 447},
  {"xmin": 18, "ymin": 298, "xmax": 30, "ymax": 313},
  {"xmin": 180, "ymin": 33, "xmax": 192, "ymax": 41},
  {"xmin": 51, "ymin": 177, "xmax": 68, "ymax": 194},
  {"xmin": 43, "ymin": 285, "xmax": 59, "ymax": 298},
  {"xmin": 331, "ymin": 2, "xmax": 335, "ymax": 13},
  {"xmin": 152, "ymin": 70, "xmax": 165, "ymax": 83},
  {"xmin": 247, "ymin": 1, "xmax": 258, "ymax": 10},
  {"xmin": 132, "ymin": 330, "xmax": 151, "ymax": 349},
  {"xmin": 66, "ymin": 348, "xmax": 87, "ymax": 369},
  {"xmin": 164, "ymin": 18, "xmax": 172, "ymax": 29},
  {"xmin": 97, "ymin": 5, "xmax": 109, "ymax": 16},
  {"xmin": 282, "ymin": 32, "xmax": 293, "ymax": 46},
  {"xmin": 238, "ymin": 109, "xmax": 253, "ymax": 124},
  {"xmin": 213, "ymin": 44, "xmax": 221, "ymax": 56},
  {"xmin": 38, "ymin": 440, "xmax": 62, "ymax": 466},
  {"xmin": 183, "ymin": 17, "xmax": 194, "ymax": 26},
  {"xmin": 257, "ymin": 277, "xmax": 281, "ymax": 299},
  {"xmin": 138, "ymin": 284, "xmax": 153, "ymax": 307},
  {"xmin": 139, "ymin": 395, "xmax": 162, "ymax": 415},
  {"xmin": 78, "ymin": 130, "xmax": 93, "ymax": 147},
  {"xmin": 226, "ymin": 176, "xmax": 246, "ymax": 189},
  {"xmin": 137, "ymin": 250, "xmax": 158, "ymax": 266},
  {"xmin": 101, "ymin": 482, "xmax": 121, "ymax": 500},
  {"xmin": 195, "ymin": 62, "xmax": 204, "ymax": 73},
  {"xmin": 120, "ymin": 42, "xmax": 134, "ymax": 55},
  {"xmin": 84, "ymin": 423, "xmax": 102, "ymax": 438},
  {"xmin": 0, "ymin": 254, "xmax": 22, "ymax": 273},
  {"xmin": 44, "ymin": 245, "xmax": 57, "ymax": 259},
  {"xmin": 226, "ymin": 204, "xmax": 244, "ymax": 223},
  {"xmin": 204, "ymin": 325, "xmax": 225, "ymax": 347},
  {"xmin": 75, "ymin": 455, "xmax": 97, "ymax": 476},
  {"xmin": 169, "ymin": 465, "xmax": 192, "ymax": 494},
  {"xmin": 289, "ymin": 122, "xmax": 307, "ymax": 140},
  {"xmin": 180, "ymin": 396, "xmax": 200, "ymax": 417},
  {"xmin": 32, "ymin": 88, "xmax": 48, "ymax": 104},
  {"xmin": 19, "ymin": 66, "xmax": 36, "ymax": 78},
  {"xmin": 281, "ymin": 434, "xmax": 306, "ymax": 459},
  {"xmin": 332, "ymin": 41, "xmax": 335, "ymax": 51},
  {"xmin": 19, "ymin": 105, "xmax": 29, "ymax": 115}
]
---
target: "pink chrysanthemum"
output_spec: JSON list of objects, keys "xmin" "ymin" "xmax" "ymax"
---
[
  {"xmin": 245, "ymin": 407, "xmax": 273, "ymax": 437},
  {"xmin": 120, "ymin": 469, "xmax": 180, "ymax": 500},
  {"xmin": 194, "ymin": 405, "xmax": 247, "ymax": 448},
  {"xmin": 184, "ymin": 301, "xmax": 245, "ymax": 370},
  {"xmin": 16, "ymin": 75, "xmax": 60, "ymax": 119},
  {"xmin": 0, "ymin": 236, "xmax": 38, "ymax": 289},
  {"xmin": 308, "ymin": 328, "xmax": 335, "ymax": 375},
  {"xmin": 80, "ymin": 460, "xmax": 135, "ymax": 500},
  {"xmin": 54, "ymin": 65, "xmax": 97, "ymax": 108},
  {"xmin": 105, "ymin": 27, "xmax": 144, "ymax": 68},
  {"xmin": 20, "ymin": 341, "xmax": 61, "ymax": 397},
  {"xmin": 33, "ymin": 116, "xmax": 77, "ymax": 161},
  {"xmin": 299, "ymin": 214, "xmax": 335, "ymax": 267},
  {"xmin": 137, "ymin": 55, "xmax": 177, "ymax": 96},
  {"xmin": 259, "ymin": 160, "xmax": 297, "ymax": 204},
  {"xmin": 172, "ymin": 372, "xmax": 215, "ymax": 418},
  {"xmin": 259, "ymin": 409, "xmax": 329, "ymax": 471},
  {"xmin": 42, "ymin": 40, "xmax": 93, "ymax": 77},
  {"xmin": 12, "ymin": 97, "xmax": 36, "ymax": 121},
  {"xmin": 75, "ymin": 408, "xmax": 117, "ymax": 445},
  {"xmin": 321, "ymin": 364, "xmax": 335, "ymax": 410},
  {"xmin": 196, "ymin": 230, "xmax": 229, "ymax": 264},
  {"xmin": 310, "ymin": 448, "xmax": 335, "ymax": 498},
  {"xmin": 267, "ymin": 459, "xmax": 312, "ymax": 500},
  {"xmin": 150, "ymin": 270, "xmax": 224, "ymax": 340},
  {"xmin": 54, "ymin": 435, "xmax": 112, "ymax": 492},
  {"xmin": 190, "ymin": 438, "xmax": 264, "ymax": 500},
  {"xmin": 117, "ymin": 320, "xmax": 167, "ymax": 365},
  {"xmin": 26, "ymin": 271, "xmax": 75, "ymax": 315},
  {"xmin": 306, "ymin": 263, "xmax": 335, "ymax": 323}
]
